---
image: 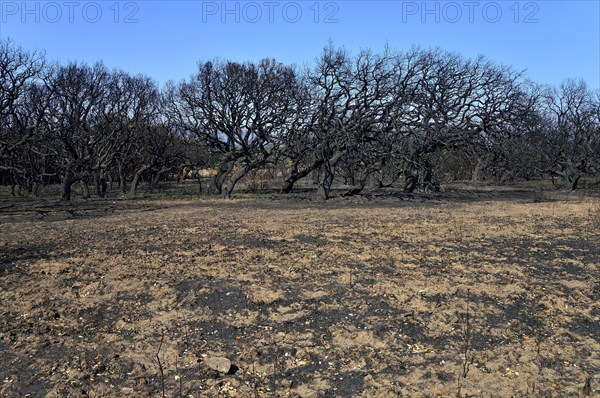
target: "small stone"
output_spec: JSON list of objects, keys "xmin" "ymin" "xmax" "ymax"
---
[{"xmin": 205, "ymin": 356, "xmax": 232, "ymax": 374}]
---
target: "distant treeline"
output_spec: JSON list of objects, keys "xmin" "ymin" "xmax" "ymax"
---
[{"xmin": 1, "ymin": 39, "xmax": 598, "ymax": 200}]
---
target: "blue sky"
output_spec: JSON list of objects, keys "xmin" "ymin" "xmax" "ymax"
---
[{"xmin": 1, "ymin": 1, "xmax": 598, "ymax": 89}]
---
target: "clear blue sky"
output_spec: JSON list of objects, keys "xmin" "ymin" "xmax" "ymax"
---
[{"xmin": 1, "ymin": 1, "xmax": 598, "ymax": 89}]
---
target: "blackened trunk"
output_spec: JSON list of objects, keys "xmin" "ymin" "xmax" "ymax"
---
[
  {"xmin": 129, "ymin": 165, "xmax": 150, "ymax": 198},
  {"xmin": 222, "ymin": 164, "xmax": 252, "ymax": 199},
  {"xmin": 95, "ymin": 173, "xmax": 107, "ymax": 198},
  {"xmin": 80, "ymin": 180, "xmax": 90, "ymax": 199},
  {"xmin": 404, "ymin": 175, "xmax": 418, "ymax": 193},
  {"xmin": 571, "ymin": 175, "xmax": 581, "ymax": 191},
  {"xmin": 281, "ymin": 158, "xmax": 324, "ymax": 193},
  {"xmin": 317, "ymin": 151, "xmax": 343, "ymax": 200},
  {"xmin": 423, "ymin": 164, "xmax": 440, "ymax": 192},
  {"xmin": 118, "ymin": 163, "xmax": 127, "ymax": 194},
  {"xmin": 150, "ymin": 167, "xmax": 172, "ymax": 192},
  {"xmin": 471, "ymin": 158, "xmax": 485, "ymax": 182},
  {"xmin": 61, "ymin": 171, "xmax": 77, "ymax": 202},
  {"xmin": 317, "ymin": 170, "xmax": 334, "ymax": 200},
  {"xmin": 210, "ymin": 159, "xmax": 235, "ymax": 195}
]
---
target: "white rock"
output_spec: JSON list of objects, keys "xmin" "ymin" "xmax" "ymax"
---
[{"xmin": 205, "ymin": 356, "xmax": 232, "ymax": 374}]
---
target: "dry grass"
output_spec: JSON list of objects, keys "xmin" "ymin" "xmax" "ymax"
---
[{"xmin": 1, "ymin": 190, "xmax": 599, "ymax": 397}]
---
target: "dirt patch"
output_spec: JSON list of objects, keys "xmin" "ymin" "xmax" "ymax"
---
[{"xmin": 1, "ymin": 193, "xmax": 599, "ymax": 397}]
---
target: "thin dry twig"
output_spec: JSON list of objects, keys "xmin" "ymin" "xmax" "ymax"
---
[{"xmin": 156, "ymin": 330, "xmax": 166, "ymax": 398}]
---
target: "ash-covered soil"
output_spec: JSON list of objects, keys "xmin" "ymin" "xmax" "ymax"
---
[{"xmin": 1, "ymin": 192, "xmax": 599, "ymax": 397}]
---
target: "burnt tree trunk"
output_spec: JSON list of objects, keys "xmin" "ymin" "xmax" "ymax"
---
[
  {"xmin": 222, "ymin": 156, "xmax": 269, "ymax": 199},
  {"xmin": 570, "ymin": 174, "xmax": 581, "ymax": 191},
  {"xmin": 61, "ymin": 170, "xmax": 78, "ymax": 202},
  {"xmin": 471, "ymin": 158, "xmax": 486, "ymax": 182},
  {"xmin": 80, "ymin": 180, "xmax": 90, "ymax": 199},
  {"xmin": 403, "ymin": 174, "xmax": 419, "ymax": 193},
  {"xmin": 222, "ymin": 165, "xmax": 251, "ymax": 199},
  {"xmin": 95, "ymin": 172, "xmax": 107, "ymax": 198},
  {"xmin": 317, "ymin": 151, "xmax": 343, "ymax": 200},
  {"xmin": 129, "ymin": 165, "xmax": 151, "ymax": 198},
  {"xmin": 281, "ymin": 158, "xmax": 324, "ymax": 194},
  {"xmin": 150, "ymin": 167, "xmax": 172, "ymax": 192},
  {"xmin": 118, "ymin": 163, "xmax": 127, "ymax": 194},
  {"xmin": 210, "ymin": 158, "xmax": 235, "ymax": 195}
]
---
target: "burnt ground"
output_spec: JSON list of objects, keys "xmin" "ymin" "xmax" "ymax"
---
[{"xmin": 1, "ymin": 188, "xmax": 599, "ymax": 397}]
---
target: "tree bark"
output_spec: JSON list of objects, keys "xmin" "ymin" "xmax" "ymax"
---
[
  {"xmin": 61, "ymin": 170, "xmax": 77, "ymax": 202},
  {"xmin": 129, "ymin": 165, "xmax": 151, "ymax": 198},
  {"xmin": 222, "ymin": 164, "xmax": 252, "ymax": 199},
  {"xmin": 95, "ymin": 172, "xmax": 107, "ymax": 197},
  {"xmin": 118, "ymin": 163, "xmax": 127, "ymax": 194},
  {"xmin": 150, "ymin": 167, "xmax": 172, "ymax": 192},
  {"xmin": 471, "ymin": 158, "xmax": 485, "ymax": 182},
  {"xmin": 571, "ymin": 174, "xmax": 581, "ymax": 191},
  {"xmin": 80, "ymin": 180, "xmax": 90, "ymax": 199},
  {"xmin": 317, "ymin": 151, "xmax": 343, "ymax": 200},
  {"xmin": 404, "ymin": 174, "xmax": 418, "ymax": 193},
  {"xmin": 281, "ymin": 158, "xmax": 324, "ymax": 193},
  {"xmin": 423, "ymin": 162, "xmax": 440, "ymax": 192},
  {"xmin": 210, "ymin": 158, "xmax": 235, "ymax": 195}
]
